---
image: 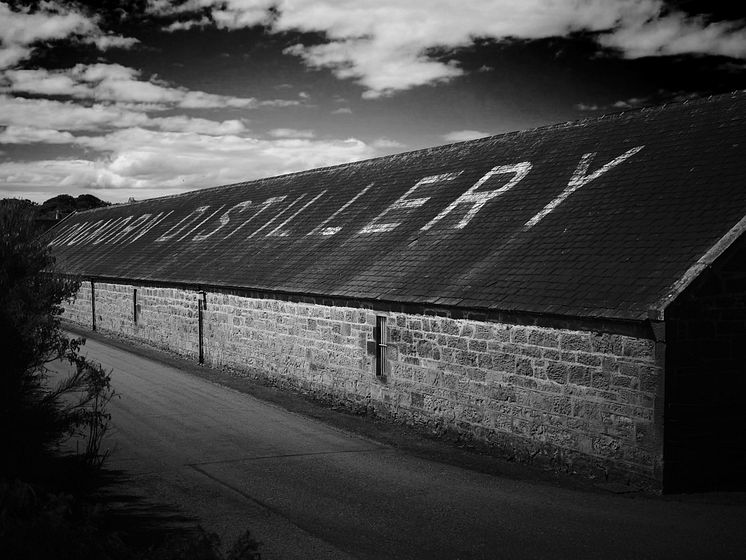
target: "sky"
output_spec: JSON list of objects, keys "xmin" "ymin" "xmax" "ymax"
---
[{"xmin": 1, "ymin": 0, "xmax": 746, "ymax": 203}]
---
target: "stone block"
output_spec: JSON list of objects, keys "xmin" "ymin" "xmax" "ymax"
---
[
  {"xmin": 577, "ymin": 352, "xmax": 602, "ymax": 367},
  {"xmin": 622, "ymin": 337, "xmax": 656, "ymax": 361},
  {"xmin": 469, "ymin": 339, "xmax": 487, "ymax": 352},
  {"xmin": 511, "ymin": 328, "xmax": 528, "ymax": 344},
  {"xmin": 515, "ymin": 357, "xmax": 534, "ymax": 377},
  {"xmin": 560, "ymin": 332, "xmax": 591, "ymax": 352},
  {"xmin": 546, "ymin": 362, "xmax": 568, "ymax": 384},
  {"xmin": 542, "ymin": 348, "xmax": 560, "ymax": 361},
  {"xmin": 447, "ymin": 336, "xmax": 467, "ymax": 350},
  {"xmin": 528, "ymin": 329, "xmax": 559, "ymax": 348},
  {"xmin": 493, "ymin": 352, "xmax": 515, "ymax": 373},
  {"xmin": 568, "ymin": 364, "xmax": 592, "ymax": 386},
  {"xmin": 441, "ymin": 319, "xmax": 460, "ymax": 335}
]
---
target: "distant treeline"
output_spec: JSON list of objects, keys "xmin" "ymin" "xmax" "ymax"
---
[{"xmin": 1, "ymin": 194, "xmax": 110, "ymax": 231}]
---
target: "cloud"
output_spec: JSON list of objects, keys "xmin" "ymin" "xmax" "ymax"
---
[
  {"xmin": 3, "ymin": 64, "xmax": 260, "ymax": 108},
  {"xmin": 575, "ymin": 91, "xmax": 702, "ymax": 113},
  {"xmin": 0, "ymin": 2, "xmax": 95, "ymax": 44},
  {"xmin": 0, "ymin": 2, "xmax": 137, "ymax": 69},
  {"xmin": 88, "ymin": 34, "xmax": 140, "ymax": 50},
  {"xmin": 0, "ymin": 127, "xmax": 379, "ymax": 201},
  {"xmin": 268, "ymin": 128, "xmax": 315, "ymax": 138},
  {"xmin": 371, "ymin": 138, "xmax": 405, "ymax": 149},
  {"xmin": 0, "ymin": 95, "xmax": 247, "ymax": 134},
  {"xmin": 0, "ymin": 125, "xmax": 77, "ymax": 144},
  {"xmin": 574, "ymin": 96, "xmax": 650, "ymax": 113},
  {"xmin": 163, "ymin": 16, "xmax": 212, "ymax": 32},
  {"xmin": 0, "ymin": 44, "xmax": 30, "ymax": 69},
  {"xmin": 144, "ymin": 1, "xmax": 746, "ymax": 97},
  {"xmin": 599, "ymin": 11, "xmax": 746, "ymax": 59},
  {"xmin": 146, "ymin": 0, "xmax": 275, "ymax": 29},
  {"xmin": 0, "ymin": 95, "xmax": 144, "ymax": 130},
  {"xmin": 331, "ymin": 107, "xmax": 352, "ymax": 114},
  {"xmin": 0, "ymin": 159, "xmax": 103, "ymax": 198},
  {"xmin": 612, "ymin": 97, "xmax": 649, "ymax": 109},
  {"xmin": 148, "ymin": 116, "xmax": 246, "ymax": 134},
  {"xmin": 442, "ymin": 130, "xmax": 491, "ymax": 142}
]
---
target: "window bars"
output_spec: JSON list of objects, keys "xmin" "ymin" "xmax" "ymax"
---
[{"xmin": 376, "ymin": 315, "xmax": 388, "ymax": 378}]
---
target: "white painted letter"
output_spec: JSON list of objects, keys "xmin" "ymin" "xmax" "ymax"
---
[
  {"xmin": 77, "ymin": 219, "xmax": 119, "ymax": 245},
  {"xmin": 223, "ymin": 196, "xmax": 286, "ymax": 240},
  {"xmin": 307, "ymin": 182, "xmax": 374, "ymax": 237},
  {"xmin": 523, "ymin": 146, "xmax": 644, "ymax": 230},
  {"xmin": 421, "ymin": 162, "xmax": 532, "ymax": 231},
  {"xmin": 266, "ymin": 191, "xmax": 327, "ymax": 237},
  {"xmin": 51, "ymin": 222, "xmax": 88, "ymax": 246},
  {"xmin": 108, "ymin": 214, "xmax": 156, "ymax": 244},
  {"xmin": 92, "ymin": 217, "xmax": 132, "ymax": 245},
  {"xmin": 248, "ymin": 195, "xmax": 307, "ymax": 239},
  {"xmin": 127, "ymin": 211, "xmax": 174, "ymax": 243},
  {"xmin": 193, "ymin": 201, "xmax": 251, "ymax": 241},
  {"xmin": 175, "ymin": 206, "xmax": 225, "ymax": 242},
  {"xmin": 360, "ymin": 173, "xmax": 462, "ymax": 234},
  {"xmin": 155, "ymin": 206, "xmax": 210, "ymax": 242},
  {"xmin": 49, "ymin": 222, "xmax": 88, "ymax": 245}
]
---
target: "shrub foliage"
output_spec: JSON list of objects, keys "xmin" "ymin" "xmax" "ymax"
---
[{"xmin": 0, "ymin": 198, "xmax": 113, "ymax": 476}]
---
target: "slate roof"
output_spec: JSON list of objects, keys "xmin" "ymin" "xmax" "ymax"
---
[{"xmin": 47, "ymin": 91, "xmax": 746, "ymax": 322}]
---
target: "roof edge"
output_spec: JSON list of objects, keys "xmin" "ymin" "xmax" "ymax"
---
[
  {"xmin": 652, "ymin": 213, "xmax": 746, "ymax": 319},
  {"xmin": 42, "ymin": 209, "xmax": 78, "ymax": 239}
]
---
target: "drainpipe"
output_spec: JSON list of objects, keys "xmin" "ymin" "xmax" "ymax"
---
[
  {"xmin": 198, "ymin": 291, "xmax": 206, "ymax": 364},
  {"xmin": 90, "ymin": 279, "xmax": 96, "ymax": 331}
]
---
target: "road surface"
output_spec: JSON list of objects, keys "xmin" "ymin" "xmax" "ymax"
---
[{"xmin": 51, "ymin": 334, "xmax": 746, "ymax": 559}]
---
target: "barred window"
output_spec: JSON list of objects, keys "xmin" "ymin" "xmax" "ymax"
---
[{"xmin": 375, "ymin": 316, "xmax": 388, "ymax": 378}]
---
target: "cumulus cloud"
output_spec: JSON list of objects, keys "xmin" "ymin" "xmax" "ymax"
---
[
  {"xmin": 612, "ymin": 96, "xmax": 650, "ymax": 109},
  {"xmin": 144, "ymin": 0, "xmax": 746, "ymax": 97},
  {"xmin": 163, "ymin": 16, "xmax": 212, "ymax": 32},
  {"xmin": 371, "ymin": 138, "xmax": 405, "ymax": 150},
  {"xmin": 0, "ymin": 126, "xmax": 378, "ymax": 201},
  {"xmin": 0, "ymin": 2, "xmax": 95, "ymax": 44},
  {"xmin": 0, "ymin": 125, "xmax": 77, "ymax": 144},
  {"xmin": 599, "ymin": 11, "xmax": 746, "ymax": 59},
  {"xmin": 442, "ymin": 130, "xmax": 492, "ymax": 142},
  {"xmin": 0, "ymin": 95, "xmax": 144, "ymax": 130},
  {"xmin": 574, "ymin": 96, "xmax": 651, "ymax": 113},
  {"xmin": 268, "ymin": 128, "xmax": 315, "ymax": 138},
  {"xmin": 3, "ymin": 64, "xmax": 260, "ymax": 108},
  {"xmin": 0, "ymin": 1, "xmax": 137, "ymax": 69},
  {"xmin": 0, "ymin": 95, "xmax": 249, "ymax": 136},
  {"xmin": 147, "ymin": 0, "xmax": 275, "ymax": 29}
]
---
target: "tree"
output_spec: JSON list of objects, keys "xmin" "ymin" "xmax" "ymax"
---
[{"xmin": 0, "ymin": 199, "xmax": 114, "ymax": 478}]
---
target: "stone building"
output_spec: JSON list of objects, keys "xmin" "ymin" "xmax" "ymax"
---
[{"xmin": 50, "ymin": 92, "xmax": 746, "ymax": 492}]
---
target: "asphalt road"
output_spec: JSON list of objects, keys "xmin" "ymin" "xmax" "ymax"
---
[{"xmin": 51, "ymin": 335, "xmax": 746, "ymax": 560}]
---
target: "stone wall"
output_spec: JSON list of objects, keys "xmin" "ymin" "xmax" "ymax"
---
[
  {"xmin": 63, "ymin": 280, "xmax": 93, "ymax": 328},
  {"xmin": 63, "ymin": 282, "xmax": 664, "ymax": 486}
]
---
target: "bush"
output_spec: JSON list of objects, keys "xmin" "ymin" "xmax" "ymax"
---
[{"xmin": 0, "ymin": 198, "xmax": 113, "ymax": 477}]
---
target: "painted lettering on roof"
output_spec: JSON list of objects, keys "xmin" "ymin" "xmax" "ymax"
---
[{"xmin": 49, "ymin": 148, "xmax": 643, "ymax": 248}]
